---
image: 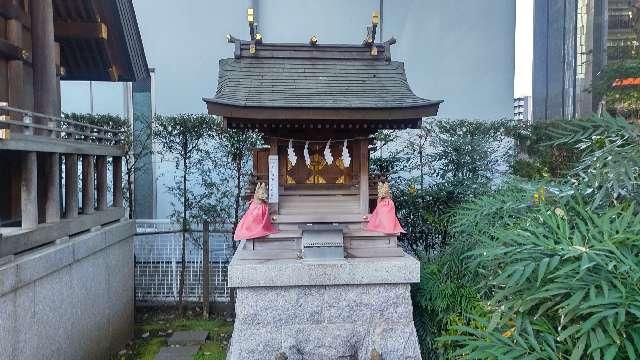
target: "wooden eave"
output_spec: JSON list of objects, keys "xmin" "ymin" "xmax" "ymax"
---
[
  {"xmin": 0, "ymin": 0, "xmax": 30, "ymax": 27},
  {"xmin": 52, "ymin": 0, "xmax": 148, "ymax": 82},
  {"xmin": 206, "ymin": 101, "xmax": 441, "ymax": 121}
]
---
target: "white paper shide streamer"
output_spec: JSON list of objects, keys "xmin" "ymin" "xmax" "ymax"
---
[
  {"xmin": 342, "ymin": 139, "xmax": 351, "ymax": 167},
  {"xmin": 324, "ymin": 140, "xmax": 334, "ymax": 165},
  {"xmin": 304, "ymin": 141, "xmax": 311, "ymax": 166},
  {"xmin": 287, "ymin": 139, "xmax": 297, "ymax": 165}
]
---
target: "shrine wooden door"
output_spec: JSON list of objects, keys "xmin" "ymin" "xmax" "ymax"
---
[{"xmin": 280, "ymin": 141, "xmax": 357, "ymax": 189}]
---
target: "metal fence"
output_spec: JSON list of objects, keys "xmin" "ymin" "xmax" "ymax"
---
[{"xmin": 134, "ymin": 220, "xmax": 233, "ymax": 303}]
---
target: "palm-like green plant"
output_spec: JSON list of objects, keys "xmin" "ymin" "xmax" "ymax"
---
[
  {"xmin": 439, "ymin": 117, "xmax": 640, "ymax": 359},
  {"xmin": 446, "ymin": 200, "xmax": 640, "ymax": 359},
  {"xmin": 547, "ymin": 115, "xmax": 640, "ymax": 208}
]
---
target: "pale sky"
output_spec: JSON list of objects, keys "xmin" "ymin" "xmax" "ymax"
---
[{"xmin": 515, "ymin": 0, "xmax": 533, "ymax": 97}]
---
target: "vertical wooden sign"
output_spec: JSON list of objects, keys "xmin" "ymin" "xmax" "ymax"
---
[{"xmin": 268, "ymin": 155, "xmax": 279, "ymax": 203}]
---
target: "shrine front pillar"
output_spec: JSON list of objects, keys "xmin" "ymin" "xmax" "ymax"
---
[
  {"xmin": 359, "ymin": 138, "xmax": 370, "ymax": 215},
  {"xmin": 268, "ymin": 137, "xmax": 279, "ymax": 213}
]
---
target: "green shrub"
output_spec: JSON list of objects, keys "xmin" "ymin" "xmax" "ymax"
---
[
  {"xmin": 445, "ymin": 200, "xmax": 640, "ymax": 359},
  {"xmin": 511, "ymin": 159, "xmax": 549, "ymax": 180},
  {"xmin": 441, "ymin": 117, "xmax": 640, "ymax": 359}
]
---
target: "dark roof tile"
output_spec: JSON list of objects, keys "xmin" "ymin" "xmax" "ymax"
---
[{"xmin": 205, "ymin": 43, "xmax": 441, "ymax": 110}]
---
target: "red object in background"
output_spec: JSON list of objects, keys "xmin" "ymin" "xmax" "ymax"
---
[
  {"xmin": 366, "ymin": 198, "xmax": 405, "ymax": 235},
  {"xmin": 233, "ymin": 200, "xmax": 278, "ymax": 240},
  {"xmin": 612, "ymin": 78, "xmax": 640, "ymax": 88}
]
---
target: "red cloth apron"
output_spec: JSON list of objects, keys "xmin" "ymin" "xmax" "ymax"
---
[
  {"xmin": 233, "ymin": 200, "xmax": 278, "ymax": 240},
  {"xmin": 366, "ymin": 198, "xmax": 405, "ymax": 235}
]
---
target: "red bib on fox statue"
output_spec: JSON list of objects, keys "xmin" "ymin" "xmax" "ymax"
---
[
  {"xmin": 366, "ymin": 182, "xmax": 405, "ymax": 235},
  {"xmin": 233, "ymin": 183, "xmax": 278, "ymax": 241}
]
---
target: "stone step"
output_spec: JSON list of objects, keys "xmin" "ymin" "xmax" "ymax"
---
[
  {"xmin": 278, "ymin": 207, "xmax": 360, "ymax": 215},
  {"xmin": 167, "ymin": 330, "xmax": 209, "ymax": 346},
  {"xmin": 261, "ymin": 229, "xmax": 394, "ymax": 240},
  {"xmin": 280, "ymin": 189, "xmax": 359, "ymax": 195},
  {"xmin": 277, "ymin": 222, "xmax": 363, "ymax": 231},
  {"xmin": 274, "ymin": 213, "xmax": 367, "ymax": 224},
  {"xmin": 239, "ymin": 228, "xmax": 401, "ymax": 260},
  {"xmin": 154, "ymin": 345, "xmax": 200, "ymax": 360}
]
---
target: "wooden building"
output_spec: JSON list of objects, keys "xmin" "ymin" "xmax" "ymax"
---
[
  {"xmin": 0, "ymin": 0, "xmax": 148, "ymax": 257},
  {"xmin": 205, "ymin": 13, "xmax": 442, "ymax": 260}
]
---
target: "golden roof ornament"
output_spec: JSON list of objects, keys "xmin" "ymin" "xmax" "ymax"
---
[{"xmin": 309, "ymin": 35, "xmax": 318, "ymax": 46}]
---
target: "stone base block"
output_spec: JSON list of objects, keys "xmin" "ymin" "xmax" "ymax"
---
[
  {"xmin": 227, "ymin": 284, "xmax": 421, "ymax": 360},
  {"xmin": 0, "ymin": 220, "xmax": 134, "ymax": 360}
]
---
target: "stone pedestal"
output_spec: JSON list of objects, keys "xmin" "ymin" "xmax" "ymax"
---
[{"xmin": 227, "ymin": 253, "xmax": 421, "ymax": 360}]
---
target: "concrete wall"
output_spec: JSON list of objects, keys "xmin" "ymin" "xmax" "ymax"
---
[
  {"xmin": 0, "ymin": 220, "xmax": 135, "ymax": 360},
  {"xmin": 258, "ymin": 0, "xmax": 516, "ymax": 120}
]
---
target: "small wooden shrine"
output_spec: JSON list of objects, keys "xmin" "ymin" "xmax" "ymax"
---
[
  {"xmin": 206, "ymin": 9, "xmax": 442, "ymax": 359},
  {"xmin": 205, "ymin": 10, "xmax": 442, "ymax": 261}
]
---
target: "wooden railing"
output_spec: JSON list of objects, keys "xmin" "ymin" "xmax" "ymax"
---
[
  {"xmin": 0, "ymin": 103, "xmax": 127, "ymax": 258},
  {"xmin": 0, "ymin": 102, "xmax": 124, "ymax": 145}
]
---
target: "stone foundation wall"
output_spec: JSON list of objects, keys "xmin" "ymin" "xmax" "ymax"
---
[
  {"xmin": 0, "ymin": 220, "xmax": 135, "ymax": 360},
  {"xmin": 228, "ymin": 283, "xmax": 421, "ymax": 360}
]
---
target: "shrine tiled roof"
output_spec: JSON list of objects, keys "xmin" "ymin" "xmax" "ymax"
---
[{"xmin": 204, "ymin": 42, "xmax": 442, "ymax": 111}]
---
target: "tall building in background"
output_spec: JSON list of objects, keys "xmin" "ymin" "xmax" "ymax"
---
[
  {"xmin": 514, "ymin": 96, "xmax": 533, "ymax": 123},
  {"xmin": 532, "ymin": 0, "xmax": 608, "ymax": 121},
  {"xmin": 130, "ymin": 68, "xmax": 157, "ymax": 219},
  {"xmin": 607, "ymin": 0, "xmax": 639, "ymax": 62},
  {"xmin": 533, "ymin": 0, "xmax": 640, "ymax": 122}
]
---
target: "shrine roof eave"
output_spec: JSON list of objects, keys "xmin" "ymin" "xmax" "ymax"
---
[{"xmin": 204, "ymin": 99, "xmax": 442, "ymax": 122}]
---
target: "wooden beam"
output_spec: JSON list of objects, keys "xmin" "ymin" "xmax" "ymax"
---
[
  {"xmin": 54, "ymin": 22, "xmax": 108, "ymax": 40},
  {"xmin": 112, "ymin": 156, "xmax": 123, "ymax": 208},
  {"xmin": 359, "ymin": 139, "xmax": 369, "ymax": 215},
  {"xmin": 268, "ymin": 138, "xmax": 279, "ymax": 214},
  {"xmin": 0, "ymin": 38, "xmax": 30, "ymax": 62},
  {"xmin": 0, "ymin": 0, "xmax": 30, "ymax": 27},
  {"xmin": 21, "ymin": 152, "xmax": 38, "ymax": 229},
  {"xmin": 82, "ymin": 155, "xmax": 95, "ymax": 215},
  {"xmin": 0, "ymin": 207, "xmax": 124, "ymax": 257},
  {"xmin": 206, "ymin": 101, "xmax": 441, "ymax": 121},
  {"xmin": 108, "ymin": 66, "xmax": 118, "ymax": 81},
  {"xmin": 7, "ymin": 18, "xmax": 24, "ymax": 130},
  {"xmin": 96, "ymin": 155, "xmax": 108, "ymax": 210},
  {"xmin": 0, "ymin": 132, "xmax": 125, "ymax": 156},
  {"xmin": 64, "ymin": 154, "xmax": 79, "ymax": 218},
  {"xmin": 44, "ymin": 153, "xmax": 61, "ymax": 223},
  {"xmin": 32, "ymin": 0, "xmax": 58, "ymax": 131}
]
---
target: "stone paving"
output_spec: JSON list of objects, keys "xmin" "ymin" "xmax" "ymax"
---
[
  {"xmin": 167, "ymin": 330, "xmax": 209, "ymax": 346},
  {"xmin": 154, "ymin": 330, "xmax": 209, "ymax": 360},
  {"xmin": 154, "ymin": 345, "xmax": 200, "ymax": 360}
]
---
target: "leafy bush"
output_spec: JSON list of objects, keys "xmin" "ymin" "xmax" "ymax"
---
[
  {"xmin": 387, "ymin": 119, "xmax": 515, "ymax": 359},
  {"xmin": 63, "ymin": 112, "xmax": 127, "ymax": 130},
  {"xmin": 508, "ymin": 120, "xmax": 578, "ymax": 179},
  {"xmin": 393, "ymin": 119, "xmax": 513, "ymax": 257},
  {"xmin": 512, "ymin": 159, "xmax": 549, "ymax": 180},
  {"xmin": 592, "ymin": 60, "xmax": 640, "ymax": 119},
  {"xmin": 548, "ymin": 115, "xmax": 640, "ymax": 208},
  {"xmin": 446, "ymin": 200, "xmax": 640, "ymax": 359},
  {"xmin": 441, "ymin": 116, "xmax": 640, "ymax": 359},
  {"xmin": 412, "ymin": 243, "xmax": 487, "ymax": 359},
  {"xmin": 421, "ymin": 119, "xmax": 512, "ymax": 195}
]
